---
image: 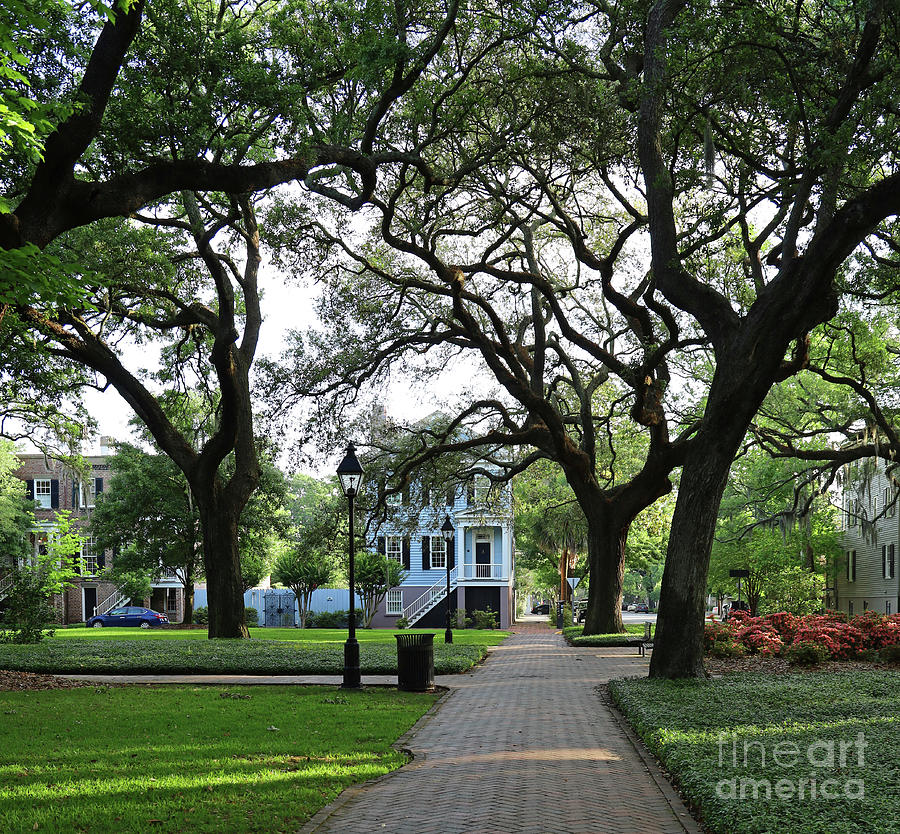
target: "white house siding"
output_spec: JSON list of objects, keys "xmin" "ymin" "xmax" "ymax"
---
[{"xmin": 836, "ymin": 460, "xmax": 900, "ymax": 617}]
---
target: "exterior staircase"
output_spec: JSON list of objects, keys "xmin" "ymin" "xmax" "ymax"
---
[
  {"xmin": 94, "ymin": 588, "xmax": 129, "ymax": 617},
  {"xmin": 0, "ymin": 572, "xmax": 13, "ymax": 602},
  {"xmin": 403, "ymin": 566, "xmax": 458, "ymax": 626}
]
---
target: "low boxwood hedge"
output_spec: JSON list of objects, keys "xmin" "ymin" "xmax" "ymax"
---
[{"xmin": 0, "ymin": 638, "xmax": 487, "ymax": 676}]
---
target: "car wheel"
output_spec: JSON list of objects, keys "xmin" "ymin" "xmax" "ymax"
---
[
  {"xmin": 140, "ymin": 621, "xmax": 151, "ymax": 629},
  {"xmin": 92, "ymin": 621, "xmax": 103, "ymax": 628}
]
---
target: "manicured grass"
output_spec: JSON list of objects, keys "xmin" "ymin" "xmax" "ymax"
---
[
  {"xmin": 52, "ymin": 626, "xmax": 509, "ymax": 647},
  {"xmin": 0, "ymin": 685, "xmax": 439, "ymax": 833},
  {"xmin": 0, "ymin": 638, "xmax": 490, "ymax": 676},
  {"xmin": 562, "ymin": 623, "xmax": 650, "ymax": 646},
  {"xmin": 610, "ymin": 671, "xmax": 900, "ymax": 834}
]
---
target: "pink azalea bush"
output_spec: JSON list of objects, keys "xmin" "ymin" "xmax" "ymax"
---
[{"xmin": 704, "ymin": 610, "xmax": 900, "ymax": 660}]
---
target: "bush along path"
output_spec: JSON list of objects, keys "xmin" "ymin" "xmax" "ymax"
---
[
  {"xmin": 0, "ymin": 638, "xmax": 488, "ymax": 676},
  {"xmin": 706, "ymin": 610, "xmax": 900, "ymax": 664}
]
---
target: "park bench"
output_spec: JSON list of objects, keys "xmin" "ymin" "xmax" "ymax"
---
[{"xmin": 638, "ymin": 621, "xmax": 654, "ymax": 657}]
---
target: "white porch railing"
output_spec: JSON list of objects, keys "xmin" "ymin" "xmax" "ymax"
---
[
  {"xmin": 461, "ymin": 562, "xmax": 506, "ymax": 580},
  {"xmin": 0, "ymin": 573, "xmax": 13, "ymax": 601},
  {"xmin": 404, "ymin": 566, "xmax": 457, "ymax": 625},
  {"xmin": 94, "ymin": 588, "xmax": 128, "ymax": 617}
]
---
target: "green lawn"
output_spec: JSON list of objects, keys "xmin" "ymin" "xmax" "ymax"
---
[
  {"xmin": 0, "ymin": 628, "xmax": 508, "ymax": 676},
  {"xmin": 54, "ymin": 625, "xmax": 509, "ymax": 646},
  {"xmin": 0, "ymin": 685, "xmax": 439, "ymax": 833},
  {"xmin": 610, "ymin": 671, "xmax": 900, "ymax": 834}
]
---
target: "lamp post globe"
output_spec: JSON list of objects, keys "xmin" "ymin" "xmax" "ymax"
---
[
  {"xmin": 337, "ymin": 443, "xmax": 364, "ymax": 689},
  {"xmin": 441, "ymin": 514, "xmax": 455, "ymax": 644}
]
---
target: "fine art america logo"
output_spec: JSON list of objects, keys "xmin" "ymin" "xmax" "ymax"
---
[{"xmin": 715, "ymin": 732, "xmax": 866, "ymax": 801}]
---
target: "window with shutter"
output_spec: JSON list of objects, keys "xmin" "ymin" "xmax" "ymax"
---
[
  {"xmin": 430, "ymin": 535, "xmax": 446, "ymax": 569},
  {"xmin": 402, "ymin": 537, "xmax": 410, "ymax": 570},
  {"xmin": 386, "ymin": 535, "xmax": 403, "ymax": 562},
  {"xmin": 34, "ymin": 479, "xmax": 51, "ymax": 508},
  {"xmin": 421, "ymin": 536, "xmax": 430, "ymax": 570}
]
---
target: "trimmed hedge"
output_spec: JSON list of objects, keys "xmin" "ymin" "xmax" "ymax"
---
[
  {"xmin": 562, "ymin": 623, "xmax": 649, "ymax": 647},
  {"xmin": 0, "ymin": 638, "xmax": 488, "ymax": 676}
]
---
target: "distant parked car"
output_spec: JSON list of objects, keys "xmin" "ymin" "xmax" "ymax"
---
[
  {"xmin": 634, "ymin": 603, "xmax": 650, "ymax": 613},
  {"xmin": 87, "ymin": 606, "xmax": 170, "ymax": 629},
  {"xmin": 531, "ymin": 603, "xmax": 550, "ymax": 615},
  {"xmin": 626, "ymin": 603, "xmax": 637, "ymax": 612}
]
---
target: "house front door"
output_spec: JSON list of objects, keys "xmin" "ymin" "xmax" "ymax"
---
[
  {"xmin": 83, "ymin": 587, "xmax": 98, "ymax": 621},
  {"xmin": 475, "ymin": 533, "xmax": 492, "ymax": 578}
]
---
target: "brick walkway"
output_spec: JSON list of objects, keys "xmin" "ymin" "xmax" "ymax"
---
[{"xmin": 300, "ymin": 622, "xmax": 700, "ymax": 834}]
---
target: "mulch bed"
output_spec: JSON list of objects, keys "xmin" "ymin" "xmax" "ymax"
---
[
  {"xmin": 705, "ymin": 655, "xmax": 893, "ymax": 676},
  {"xmin": 0, "ymin": 669, "xmax": 95, "ymax": 691}
]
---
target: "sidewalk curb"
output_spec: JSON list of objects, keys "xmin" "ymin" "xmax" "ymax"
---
[{"xmin": 299, "ymin": 685, "xmax": 454, "ymax": 833}]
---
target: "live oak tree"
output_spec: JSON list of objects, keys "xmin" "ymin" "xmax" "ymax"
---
[
  {"xmin": 262, "ymin": 60, "xmax": 706, "ymax": 634},
  {"xmin": 1, "ymin": 0, "xmax": 470, "ymax": 635},
  {"xmin": 627, "ymin": 0, "xmax": 900, "ymax": 676}
]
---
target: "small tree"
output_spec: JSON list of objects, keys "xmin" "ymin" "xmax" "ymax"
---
[
  {"xmin": 1, "ymin": 512, "xmax": 82, "ymax": 643},
  {"xmin": 354, "ymin": 551, "xmax": 407, "ymax": 628},
  {"xmin": 272, "ymin": 550, "xmax": 333, "ymax": 629}
]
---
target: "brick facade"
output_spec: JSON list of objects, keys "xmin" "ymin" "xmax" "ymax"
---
[{"xmin": 11, "ymin": 447, "xmax": 184, "ymax": 624}]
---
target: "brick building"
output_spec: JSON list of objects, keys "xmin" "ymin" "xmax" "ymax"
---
[{"xmin": 11, "ymin": 437, "xmax": 184, "ymax": 624}]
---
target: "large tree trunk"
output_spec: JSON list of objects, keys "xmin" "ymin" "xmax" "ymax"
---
[
  {"xmin": 581, "ymin": 513, "xmax": 628, "ymax": 635},
  {"xmin": 197, "ymin": 490, "xmax": 248, "ymax": 639}
]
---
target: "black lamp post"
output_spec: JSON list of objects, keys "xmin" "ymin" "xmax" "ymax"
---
[
  {"xmin": 337, "ymin": 442, "xmax": 364, "ymax": 689},
  {"xmin": 441, "ymin": 514, "xmax": 455, "ymax": 644}
]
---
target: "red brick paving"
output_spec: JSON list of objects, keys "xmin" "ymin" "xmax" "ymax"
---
[{"xmin": 300, "ymin": 621, "xmax": 700, "ymax": 834}]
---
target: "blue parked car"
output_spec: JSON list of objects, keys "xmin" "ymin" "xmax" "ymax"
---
[{"xmin": 87, "ymin": 606, "xmax": 170, "ymax": 628}]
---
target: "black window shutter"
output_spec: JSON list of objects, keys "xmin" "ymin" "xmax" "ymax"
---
[
  {"xmin": 25, "ymin": 480, "xmax": 33, "ymax": 501},
  {"xmin": 95, "ymin": 477, "xmax": 103, "ymax": 495},
  {"xmin": 377, "ymin": 536, "xmax": 385, "ymax": 554},
  {"xmin": 402, "ymin": 537, "xmax": 410, "ymax": 570},
  {"xmin": 884, "ymin": 546, "xmax": 887, "ymax": 578},
  {"xmin": 446, "ymin": 486, "xmax": 454, "ymax": 507},
  {"xmin": 448, "ymin": 536, "xmax": 455, "ymax": 570},
  {"xmin": 72, "ymin": 481, "xmax": 78, "ymax": 508},
  {"xmin": 422, "ymin": 536, "xmax": 430, "ymax": 570},
  {"xmin": 466, "ymin": 480, "xmax": 474, "ymax": 504},
  {"xmin": 98, "ymin": 549, "xmax": 106, "ymax": 569},
  {"xmin": 402, "ymin": 486, "xmax": 410, "ymax": 505},
  {"xmin": 422, "ymin": 485, "xmax": 430, "ymax": 504},
  {"xmin": 50, "ymin": 479, "xmax": 59, "ymax": 508}
]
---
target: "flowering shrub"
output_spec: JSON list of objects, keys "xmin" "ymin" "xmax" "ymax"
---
[
  {"xmin": 735, "ymin": 622, "xmax": 784, "ymax": 656},
  {"xmin": 789, "ymin": 617, "xmax": 865, "ymax": 660},
  {"xmin": 703, "ymin": 619, "xmax": 743, "ymax": 657},
  {"xmin": 761, "ymin": 612, "xmax": 798, "ymax": 643},
  {"xmin": 704, "ymin": 610, "xmax": 894, "ymax": 660},
  {"xmin": 849, "ymin": 612, "xmax": 900, "ymax": 650}
]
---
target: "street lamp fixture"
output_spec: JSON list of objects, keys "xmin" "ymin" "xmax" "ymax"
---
[
  {"xmin": 337, "ymin": 442, "xmax": 364, "ymax": 689},
  {"xmin": 441, "ymin": 514, "xmax": 455, "ymax": 644}
]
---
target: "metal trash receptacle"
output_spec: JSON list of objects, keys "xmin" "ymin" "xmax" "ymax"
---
[{"xmin": 395, "ymin": 633, "xmax": 435, "ymax": 691}]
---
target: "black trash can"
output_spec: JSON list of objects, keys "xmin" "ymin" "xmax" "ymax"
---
[{"xmin": 395, "ymin": 633, "xmax": 435, "ymax": 691}]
